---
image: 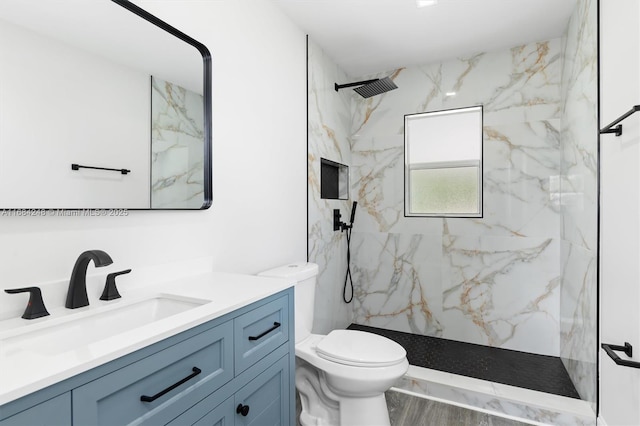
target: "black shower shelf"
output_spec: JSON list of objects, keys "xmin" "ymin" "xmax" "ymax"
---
[{"xmin": 600, "ymin": 105, "xmax": 640, "ymax": 137}]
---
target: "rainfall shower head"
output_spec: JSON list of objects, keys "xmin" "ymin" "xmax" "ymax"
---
[{"xmin": 334, "ymin": 76, "xmax": 398, "ymax": 98}]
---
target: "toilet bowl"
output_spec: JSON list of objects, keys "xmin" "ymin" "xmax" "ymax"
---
[{"xmin": 258, "ymin": 263, "xmax": 408, "ymax": 426}]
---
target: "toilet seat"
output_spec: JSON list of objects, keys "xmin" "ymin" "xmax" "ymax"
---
[{"xmin": 315, "ymin": 330, "xmax": 406, "ymax": 367}]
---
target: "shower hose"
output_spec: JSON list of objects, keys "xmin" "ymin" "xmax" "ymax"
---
[{"xmin": 343, "ymin": 225, "xmax": 353, "ymax": 303}]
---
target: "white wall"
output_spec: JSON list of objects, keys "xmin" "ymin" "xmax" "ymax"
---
[
  {"xmin": 599, "ymin": 0, "xmax": 640, "ymax": 425},
  {"xmin": 0, "ymin": 0, "xmax": 307, "ymax": 319},
  {"xmin": 0, "ymin": 18, "xmax": 149, "ymax": 208}
]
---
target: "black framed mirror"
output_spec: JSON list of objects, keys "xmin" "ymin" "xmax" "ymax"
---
[{"xmin": 0, "ymin": 0, "xmax": 211, "ymax": 210}]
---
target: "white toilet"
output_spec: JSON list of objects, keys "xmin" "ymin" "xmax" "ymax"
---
[{"xmin": 259, "ymin": 262, "xmax": 408, "ymax": 426}]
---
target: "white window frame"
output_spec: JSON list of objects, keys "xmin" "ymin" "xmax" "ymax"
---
[{"xmin": 404, "ymin": 106, "xmax": 483, "ymax": 217}]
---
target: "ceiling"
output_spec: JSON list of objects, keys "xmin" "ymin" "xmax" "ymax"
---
[{"xmin": 271, "ymin": 0, "xmax": 577, "ymax": 77}]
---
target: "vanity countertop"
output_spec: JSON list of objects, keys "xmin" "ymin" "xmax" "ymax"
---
[{"xmin": 0, "ymin": 271, "xmax": 293, "ymax": 406}]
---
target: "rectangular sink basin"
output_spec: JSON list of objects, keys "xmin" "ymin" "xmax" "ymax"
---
[{"xmin": 0, "ymin": 294, "xmax": 210, "ymax": 356}]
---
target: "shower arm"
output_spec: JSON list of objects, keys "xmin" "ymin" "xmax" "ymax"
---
[{"xmin": 334, "ymin": 79, "xmax": 379, "ymax": 92}]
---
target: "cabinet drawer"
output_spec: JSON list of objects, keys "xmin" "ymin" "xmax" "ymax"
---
[
  {"xmin": 192, "ymin": 397, "xmax": 234, "ymax": 426},
  {"xmin": 234, "ymin": 355, "xmax": 289, "ymax": 426},
  {"xmin": 73, "ymin": 320, "xmax": 233, "ymax": 426},
  {"xmin": 0, "ymin": 393, "xmax": 70, "ymax": 426},
  {"xmin": 168, "ymin": 395, "xmax": 235, "ymax": 426},
  {"xmin": 234, "ymin": 295, "xmax": 289, "ymax": 374}
]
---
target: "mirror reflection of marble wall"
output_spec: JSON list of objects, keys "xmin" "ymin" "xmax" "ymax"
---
[{"xmin": 151, "ymin": 77, "xmax": 205, "ymax": 209}]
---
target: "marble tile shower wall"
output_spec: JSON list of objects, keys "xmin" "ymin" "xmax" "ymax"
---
[
  {"xmin": 307, "ymin": 39, "xmax": 354, "ymax": 334},
  {"xmin": 349, "ymin": 39, "xmax": 564, "ymax": 356},
  {"xmin": 559, "ymin": 0, "xmax": 598, "ymax": 410}
]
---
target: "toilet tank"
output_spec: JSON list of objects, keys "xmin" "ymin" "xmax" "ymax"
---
[{"xmin": 258, "ymin": 262, "xmax": 318, "ymax": 343}]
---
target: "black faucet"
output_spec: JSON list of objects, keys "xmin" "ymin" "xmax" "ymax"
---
[
  {"xmin": 4, "ymin": 287, "xmax": 50, "ymax": 319},
  {"xmin": 65, "ymin": 250, "xmax": 113, "ymax": 309}
]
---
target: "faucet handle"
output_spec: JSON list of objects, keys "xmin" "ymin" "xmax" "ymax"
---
[
  {"xmin": 100, "ymin": 269, "xmax": 132, "ymax": 301},
  {"xmin": 5, "ymin": 287, "xmax": 50, "ymax": 320}
]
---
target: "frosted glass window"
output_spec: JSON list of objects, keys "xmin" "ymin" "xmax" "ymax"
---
[{"xmin": 405, "ymin": 106, "xmax": 482, "ymax": 217}]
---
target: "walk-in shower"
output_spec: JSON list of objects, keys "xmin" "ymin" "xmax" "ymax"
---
[{"xmin": 307, "ymin": 0, "xmax": 598, "ymax": 423}]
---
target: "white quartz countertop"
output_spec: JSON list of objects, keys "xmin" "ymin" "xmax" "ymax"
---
[{"xmin": 0, "ymin": 271, "xmax": 293, "ymax": 406}]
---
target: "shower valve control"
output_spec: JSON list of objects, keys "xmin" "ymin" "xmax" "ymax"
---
[
  {"xmin": 333, "ymin": 209, "xmax": 345, "ymax": 231},
  {"xmin": 333, "ymin": 209, "xmax": 352, "ymax": 232}
]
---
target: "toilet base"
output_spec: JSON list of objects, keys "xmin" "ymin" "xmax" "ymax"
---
[
  {"xmin": 337, "ymin": 394, "xmax": 391, "ymax": 426},
  {"xmin": 296, "ymin": 358, "xmax": 392, "ymax": 426}
]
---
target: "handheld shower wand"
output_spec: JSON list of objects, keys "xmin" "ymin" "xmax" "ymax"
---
[
  {"xmin": 334, "ymin": 201, "xmax": 358, "ymax": 232},
  {"xmin": 349, "ymin": 201, "xmax": 357, "ymax": 226}
]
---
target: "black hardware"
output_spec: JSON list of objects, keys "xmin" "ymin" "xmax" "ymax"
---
[
  {"xmin": 140, "ymin": 367, "xmax": 202, "ymax": 402},
  {"xmin": 66, "ymin": 250, "xmax": 114, "ymax": 309},
  {"xmin": 71, "ymin": 163, "xmax": 131, "ymax": 175},
  {"xmin": 335, "ymin": 77, "xmax": 398, "ymax": 98},
  {"xmin": 602, "ymin": 342, "xmax": 640, "ymax": 369},
  {"xmin": 4, "ymin": 287, "xmax": 50, "ymax": 319},
  {"xmin": 236, "ymin": 404, "xmax": 250, "ymax": 416},
  {"xmin": 334, "ymin": 203, "xmax": 358, "ymax": 233},
  {"xmin": 335, "ymin": 79, "xmax": 379, "ymax": 92},
  {"xmin": 349, "ymin": 201, "xmax": 358, "ymax": 224},
  {"xmin": 100, "ymin": 269, "xmax": 132, "ymax": 301},
  {"xmin": 248, "ymin": 322, "xmax": 281, "ymax": 341},
  {"xmin": 112, "ymin": 0, "xmax": 212, "ymax": 209},
  {"xmin": 600, "ymin": 105, "xmax": 640, "ymax": 137},
  {"xmin": 333, "ymin": 209, "xmax": 344, "ymax": 231}
]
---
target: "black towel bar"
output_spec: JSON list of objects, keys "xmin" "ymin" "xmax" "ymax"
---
[
  {"xmin": 600, "ymin": 105, "xmax": 640, "ymax": 137},
  {"xmin": 602, "ymin": 342, "xmax": 640, "ymax": 369},
  {"xmin": 72, "ymin": 163, "xmax": 130, "ymax": 175}
]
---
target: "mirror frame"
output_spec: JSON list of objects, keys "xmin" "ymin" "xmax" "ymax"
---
[{"xmin": 113, "ymin": 0, "xmax": 212, "ymax": 210}]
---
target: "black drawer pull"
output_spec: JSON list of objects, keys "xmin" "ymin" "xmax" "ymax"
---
[
  {"xmin": 248, "ymin": 322, "xmax": 281, "ymax": 341},
  {"xmin": 140, "ymin": 367, "xmax": 202, "ymax": 402},
  {"xmin": 602, "ymin": 343, "xmax": 640, "ymax": 369},
  {"xmin": 236, "ymin": 403, "xmax": 250, "ymax": 416}
]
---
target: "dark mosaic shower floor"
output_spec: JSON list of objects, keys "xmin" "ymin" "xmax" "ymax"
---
[{"xmin": 347, "ymin": 324, "xmax": 580, "ymax": 399}]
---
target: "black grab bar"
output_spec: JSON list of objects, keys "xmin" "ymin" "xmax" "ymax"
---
[
  {"xmin": 602, "ymin": 342, "xmax": 640, "ymax": 369},
  {"xmin": 72, "ymin": 163, "xmax": 131, "ymax": 175},
  {"xmin": 600, "ymin": 105, "xmax": 640, "ymax": 137}
]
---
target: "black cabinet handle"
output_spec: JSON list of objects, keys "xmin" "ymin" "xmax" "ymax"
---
[
  {"xmin": 140, "ymin": 367, "xmax": 202, "ymax": 402},
  {"xmin": 248, "ymin": 322, "xmax": 281, "ymax": 341},
  {"xmin": 236, "ymin": 404, "xmax": 250, "ymax": 416},
  {"xmin": 602, "ymin": 343, "xmax": 640, "ymax": 369}
]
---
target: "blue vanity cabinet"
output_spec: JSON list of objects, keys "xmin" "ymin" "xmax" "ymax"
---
[
  {"xmin": 0, "ymin": 393, "xmax": 70, "ymax": 426},
  {"xmin": 0, "ymin": 288, "xmax": 295, "ymax": 426},
  {"xmin": 234, "ymin": 294, "xmax": 289, "ymax": 375},
  {"xmin": 234, "ymin": 355, "xmax": 290, "ymax": 426},
  {"xmin": 169, "ymin": 353, "xmax": 290, "ymax": 426},
  {"xmin": 72, "ymin": 320, "xmax": 235, "ymax": 425}
]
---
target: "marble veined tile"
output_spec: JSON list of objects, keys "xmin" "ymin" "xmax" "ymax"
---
[
  {"xmin": 307, "ymin": 40, "xmax": 354, "ymax": 333},
  {"xmin": 393, "ymin": 366, "xmax": 595, "ymax": 426},
  {"xmin": 441, "ymin": 234, "xmax": 560, "ymax": 355},
  {"xmin": 559, "ymin": 0, "xmax": 598, "ymax": 412},
  {"xmin": 351, "ymin": 231, "xmax": 444, "ymax": 336},
  {"xmin": 447, "ymin": 120, "xmax": 561, "ymax": 239},
  {"xmin": 151, "ymin": 76, "xmax": 204, "ymax": 209},
  {"xmin": 560, "ymin": 241, "xmax": 597, "ymax": 410}
]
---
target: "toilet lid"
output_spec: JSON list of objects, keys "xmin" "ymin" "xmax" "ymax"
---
[{"xmin": 315, "ymin": 330, "xmax": 406, "ymax": 367}]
